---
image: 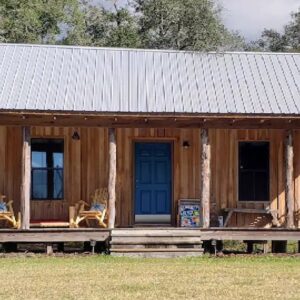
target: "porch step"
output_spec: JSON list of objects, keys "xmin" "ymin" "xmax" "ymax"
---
[
  {"xmin": 111, "ymin": 237, "xmax": 202, "ymax": 245},
  {"xmin": 110, "ymin": 228, "xmax": 204, "ymax": 257}
]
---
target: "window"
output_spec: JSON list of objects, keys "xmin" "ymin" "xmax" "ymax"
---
[
  {"xmin": 238, "ymin": 142, "xmax": 269, "ymax": 201},
  {"xmin": 31, "ymin": 139, "xmax": 64, "ymax": 200}
]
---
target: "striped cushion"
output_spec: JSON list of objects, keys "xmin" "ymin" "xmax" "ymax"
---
[
  {"xmin": 90, "ymin": 203, "xmax": 105, "ymax": 212},
  {"xmin": 0, "ymin": 202, "xmax": 7, "ymax": 212}
]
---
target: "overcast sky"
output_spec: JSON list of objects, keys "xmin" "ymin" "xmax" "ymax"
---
[{"xmin": 219, "ymin": 0, "xmax": 299, "ymax": 41}]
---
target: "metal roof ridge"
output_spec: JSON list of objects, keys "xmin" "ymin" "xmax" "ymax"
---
[{"xmin": 0, "ymin": 43, "xmax": 299, "ymax": 56}]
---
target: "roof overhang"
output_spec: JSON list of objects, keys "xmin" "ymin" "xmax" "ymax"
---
[{"xmin": 1, "ymin": 110, "xmax": 300, "ymax": 129}]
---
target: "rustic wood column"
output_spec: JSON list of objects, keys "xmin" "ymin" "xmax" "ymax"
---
[
  {"xmin": 20, "ymin": 126, "xmax": 31, "ymax": 229},
  {"xmin": 108, "ymin": 128, "xmax": 117, "ymax": 228},
  {"xmin": 286, "ymin": 130, "xmax": 295, "ymax": 228},
  {"xmin": 201, "ymin": 128, "xmax": 211, "ymax": 228}
]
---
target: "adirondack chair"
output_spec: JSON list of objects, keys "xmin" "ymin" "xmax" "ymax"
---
[
  {"xmin": 0, "ymin": 194, "xmax": 21, "ymax": 229},
  {"xmin": 74, "ymin": 188, "xmax": 108, "ymax": 228}
]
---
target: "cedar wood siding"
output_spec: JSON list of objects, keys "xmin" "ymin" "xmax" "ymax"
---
[{"xmin": 0, "ymin": 126, "xmax": 299, "ymax": 228}]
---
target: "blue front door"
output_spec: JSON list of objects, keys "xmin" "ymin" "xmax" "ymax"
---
[{"xmin": 135, "ymin": 142, "xmax": 172, "ymax": 223}]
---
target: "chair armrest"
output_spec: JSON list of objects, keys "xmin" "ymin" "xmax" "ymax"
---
[
  {"xmin": 6, "ymin": 200, "xmax": 14, "ymax": 213},
  {"xmin": 76, "ymin": 200, "xmax": 89, "ymax": 206},
  {"xmin": 77, "ymin": 200, "xmax": 89, "ymax": 212}
]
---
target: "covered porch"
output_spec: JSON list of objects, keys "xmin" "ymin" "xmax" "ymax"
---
[{"xmin": 0, "ymin": 112, "xmax": 300, "ymax": 232}]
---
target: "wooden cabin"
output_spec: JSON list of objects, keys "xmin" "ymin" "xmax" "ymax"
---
[{"xmin": 0, "ymin": 44, "xmax": 300, "ymax": 247}]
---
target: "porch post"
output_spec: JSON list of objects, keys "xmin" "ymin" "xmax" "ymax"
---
[
  {"xmin": 201, "ymin": 128, "xmax": 211, "ymax": 228},
  {"xmin": 108, "ymin": 128, "xmax": 117, "ymax": 228},
  {"xmin": 286, "ymin": 130, "xmax": 295, "ymax": 229},
  {"xmin": 20, "ymin": 126, "xmax": 31, "ymax": 229}
]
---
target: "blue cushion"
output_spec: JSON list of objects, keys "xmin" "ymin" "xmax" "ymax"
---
[
  {"xmin": 0, "ymin": 202, "xmax": 7, "ymax": 212},
  {"xmin": 90, "ymin": 203, "xmax": 105, "ymax": 212}
]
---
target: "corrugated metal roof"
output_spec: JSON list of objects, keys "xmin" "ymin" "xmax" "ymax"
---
[{"xmin": 0, "ymin": 43, "xmax": 299, "ymax": 115}]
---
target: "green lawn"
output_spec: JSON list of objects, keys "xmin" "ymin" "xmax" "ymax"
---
[{"xmin": 0, "ymin": 255, "xmax": 300, "ymax": 300}]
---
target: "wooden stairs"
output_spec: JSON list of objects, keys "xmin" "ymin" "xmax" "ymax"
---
[{"xmin": 110, "ymin": 228, "xmax": 204, "ymax": 258}]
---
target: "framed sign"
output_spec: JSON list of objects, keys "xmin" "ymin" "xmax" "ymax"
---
[{"xmin": 178, "ymin": 199, "xmax": 201, "ymax": 227}]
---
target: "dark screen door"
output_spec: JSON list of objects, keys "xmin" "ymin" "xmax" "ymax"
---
[{"xmin": 239, "ymin": 142, "xmax": 269, "ymax": 201}]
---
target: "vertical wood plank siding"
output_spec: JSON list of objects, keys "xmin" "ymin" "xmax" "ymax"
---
[{"xmin": 0, "ymin": 126, "xmax": 298, "ymax": 228}]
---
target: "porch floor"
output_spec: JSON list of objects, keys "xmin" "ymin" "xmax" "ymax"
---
[
  {"xmin": 0, "ymin": 227, "xmax": 300, "ymax": 244},
  {"xmin": 0, "ymin": 228, "xmax": 111, "ymax": 243}
]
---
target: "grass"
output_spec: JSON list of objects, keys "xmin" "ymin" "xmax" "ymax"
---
[
  {"xmin": 222, "ymin": 240, "xmax": 299, "ymax": 253},
  {"xmin": 0, "ymin": 255, "xmax": 300, "ymax": 300}
]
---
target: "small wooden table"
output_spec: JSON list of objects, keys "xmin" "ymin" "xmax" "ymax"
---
[{"xmin": 223, "ymin": 208, "xmax": 280, "ymax": 227}]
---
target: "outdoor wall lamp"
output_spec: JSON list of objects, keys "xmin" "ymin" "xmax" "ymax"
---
[
  {"xmin": 182, "ymin": 141, "xmax": 190, "ymax": 149},
  {"xmin": 72, "ymin": 131, "xmax": 80, "ymax": 140}
]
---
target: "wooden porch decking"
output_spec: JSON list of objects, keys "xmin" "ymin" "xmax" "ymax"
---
[
  {"xmin": 0, "ymin": 228, "xmax": 111, "ymax": 243},
  {"xmin": 1, "ymin": 227, "xmax": 300, "ymax": 243}
]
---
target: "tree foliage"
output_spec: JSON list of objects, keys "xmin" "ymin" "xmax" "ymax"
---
[
  {"xmin": 0, "ymin": 0, "xmax": 245, "ymax": 50},
  {"xmin": 284, "ymin": 10, "xmax": 300, "ymax": 51},
  {"xmin": 103, "ymin": 5, "xmax": 141, "ymax": 48},
  {"xmin": 250, "ymin": 8, "xmax": 300, "ymax": 52},
  {"xmin": 0, "ymin": 0, "xmax": 85, "ymax": 44},
  {"xmin": 133, "ymin": 0, "xmax": 244, "ymax": 51}
]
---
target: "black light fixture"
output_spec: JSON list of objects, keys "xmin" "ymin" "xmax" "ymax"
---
[
  {"xmin": 182, "ymin": 141, "xmax": 190, "ymax": 149},
  {"xmin": 72, "ymin": 131, "xmax": 80, "ymax": 140}
]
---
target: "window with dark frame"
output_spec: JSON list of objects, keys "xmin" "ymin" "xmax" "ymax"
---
[
  {"xmin": 238, "ymin": 142, "xmax": 269, "ymax": 202},
  {"xmin": 31, "ymin": 139, "xmax": 64, "ymax": 200}
]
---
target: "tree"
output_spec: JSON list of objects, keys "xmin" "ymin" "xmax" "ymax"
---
[
  {"xmin": 132, "ymin": 0, "xmax": 245, "ymax": 51},
  {"xmin": 0, "ymin": 0, "xmax": 245, "ymax": 50},
  {"xmin": 62, "ymin": 0, "xmax": 91, "ymax": 45},
  {"xmin": 254, "ymin": 29, "xmax": 287, "ymax": 52},
  {"xmin": 83, "ymin": 1, "xmax": 141, "ymax": 48},
  {"xmin": 219, "ymin": 30, "xmax": 246, "ymax": 52},
  {"xmin": 250, "ymin": 8, "xmax": 300, "ymax": 52},
  {"xmin": 103, "ymin": 6, "xmax": 141, "ymax": 48},
  {"xmin": 0, "ymin": 0, "xmax": 87, "ymax": 44},
  {"xmin": 79, "ymin": 4, "xmax": 107, "ymax": 46},
  {"xmin": 284, "ymin": 10, "xmax": 300, "ymax": 51}
]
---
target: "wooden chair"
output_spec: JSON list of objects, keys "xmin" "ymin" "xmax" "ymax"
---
[
  {"xmin": 74, "ymin": 188, "xmax": 108, "ymax": 228},
  {"xmin": 0, "ymin": 194, "xmax": 21, "ymax": 229},
  {"xmin": 223, "ymin": 206, "xmax": 280, "ymax": 228}
]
